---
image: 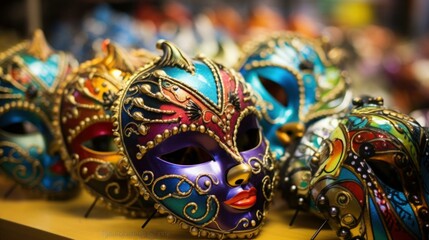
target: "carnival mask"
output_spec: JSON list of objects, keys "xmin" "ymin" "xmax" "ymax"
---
[
  {"xmin": 280, "ymin": 115, "xmax": 341, "ymax": 210},
  {"xmin": 0, "ymin": 29, "xmax": 78, "ymax": 199},
  {"xmin": 114, "ymin": 40, "xmax": 277, "ymax": 238},
  {"xmin": 54, "ymin": 40, "xmax": 156, "ymax": 216},
  {"xmin": 310, "ymin": 97, "xmax": 429, "ymax": 239},
  {"xmin": 237, "ymin": 32, "xmax": 351, "ymax": 160}
]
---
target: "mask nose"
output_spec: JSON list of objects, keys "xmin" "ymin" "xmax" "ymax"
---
[
  {"xmin": 226, "ymin": 163, "xmax": 252, "ymax": 187},
  {"xmin": 276, "ymin": 122, "xmax": 305, "ymax": 146}
]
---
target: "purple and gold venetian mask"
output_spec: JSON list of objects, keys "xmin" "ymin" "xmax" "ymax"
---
[
  {"xmin": 237, "ymin": 31, "xmax": 352, "ymax": 160},
  {"xmin": 0, "ymin": 30, "xmax": 78, "ymax": 199},
  {"xmin": 54, "ymin": 40, "xmax": 156, "ymax": 216},
  {"xmin": 114, "ymin": 40, "xmax": 277, "ymax": 238},
  {"xmin": 310, "ymin": 97, "xmax": 429, "ymax": 239}
]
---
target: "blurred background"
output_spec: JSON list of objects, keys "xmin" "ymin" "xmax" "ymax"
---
[{"xmin": 1, "ymin": 0, "xmax": 429, "ymax": 115}]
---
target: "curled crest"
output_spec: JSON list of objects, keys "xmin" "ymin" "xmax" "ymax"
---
[{"xmin": 156, "ymin": 40, "xmax": 195, "ymax": 74}]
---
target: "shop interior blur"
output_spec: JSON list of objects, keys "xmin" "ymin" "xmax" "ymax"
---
[{"xmin": 1, "ymin": 0, "xmax": 429, "ymax": 115}]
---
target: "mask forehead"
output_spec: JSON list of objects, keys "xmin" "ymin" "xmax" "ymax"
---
[
  {"xmin": 0, "ymin": 29, "xmax": 78, "ymax": 198},
  {"xmin": 121, "ymin": 56, "xmax": 258, "ymax": 160}
]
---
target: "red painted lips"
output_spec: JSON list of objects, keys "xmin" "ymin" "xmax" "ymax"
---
[{"xmin": 224, "ymin": 187, "xmax": 257, "ymax": 210}]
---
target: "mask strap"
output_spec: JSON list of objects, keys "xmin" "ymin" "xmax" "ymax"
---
[
  {"xmin": 3, "ymin": 182, "xmax": 18, "ymax": 199},
  {"xmin": 289, "ymin": 208, "xmax": 300, "ymax": 226},
  {"xmin": 141, "ymin": 209, "xmax": 158, "ymax": 229},
  {"xmin": 311, "ymin": 219, "xmax": 328, "ymax": 240},
  {"xmin": 84, "ymin": 196, "xmax": 99, "ymax": 218}
]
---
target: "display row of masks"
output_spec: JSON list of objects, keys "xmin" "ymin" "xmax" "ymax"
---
[{"xmin": 1, "ymin": 28, "xmax": 429, "ymax": 240}]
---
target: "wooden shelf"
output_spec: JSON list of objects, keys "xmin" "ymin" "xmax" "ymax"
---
[{"xmin": 0, "ymin": 176, "xmax": 336, "ymax": 240}]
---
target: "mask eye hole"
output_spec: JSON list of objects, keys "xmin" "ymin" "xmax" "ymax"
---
[
  {"xmin": 367, "ymin": 160, "xmax": 402, "ymax": 191},
  {"xmin": 236, "ymin": 115, "xmax": 261, "ymax": 152},
  {"xmin": 160, "ymin": 146, "xmax": 213, "ymax": 165},
  {"xmin": 0, "ymin": 121, "xmax": 39, "ymax": 135},
  {"xmin": 82, "ymin": 135, "xmax": 118, "ymax": 153},
  {"xmin": 259, "ymin": 75, "xmax": 288, "ymax": 107}
]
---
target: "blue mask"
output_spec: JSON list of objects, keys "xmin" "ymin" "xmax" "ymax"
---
[
  {"xmin": 237, "ymin": 32, "xmax": 351, "ymax": 160},
  {"xmin": 0, "ymin": 30, "xmax": 78, "ymax": 199}
]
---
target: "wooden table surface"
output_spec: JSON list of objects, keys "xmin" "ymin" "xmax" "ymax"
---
[{"xmin": 0, "ymin": 176, "xmax": 336, "ymax": 240}]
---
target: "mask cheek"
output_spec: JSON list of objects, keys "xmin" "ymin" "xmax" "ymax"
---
[
  {"xmin": 73, "ymin": 132, "xmax": 124, "ymax": 180},
  {"xmin": 258, "ymin": 146, "xmax": 278, "ymax": 204},
  {"xmin": 260, "ymin": 173, "xmax": 275, "ymax": 203},
  {"xmin": 152, "ymin": 175, "xmax": 220, "ymax": 226},
  {"xmin": 316, "ymin": 182, "xmax": 365, "ymax": 237},
  {"xmin": 255, "ymin": 157, "xmax": 276, "ymax": 202},
  {"xmin": 332, "ymin": 184, "xmax": 364, "ymax": 221},
  {"xmin": 0, "ymin": 121, "xmax": 51, "ymax": 187},
  {"xmin": 0, "ymin": 137, "xmax": 44, "ymax": 185}
]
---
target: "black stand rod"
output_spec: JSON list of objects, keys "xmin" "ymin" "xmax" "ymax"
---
[
  {"xmin": 141, "ymin": 209, "xmax": 158, "ymax": 229},
  {"xmin": 3, "ymin": 183, "xmax": 18, "ymax": 199},
  {"xmin": 84, "ymin": 196, "xmax": 99, "ymax": 218},
  {"xmin": 311, "ymin": 219, "xmax": 328, "ymax": 240},
  {"xmin": 289, "ymin": 208, "xmax": 300, "ymax": 226}
]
